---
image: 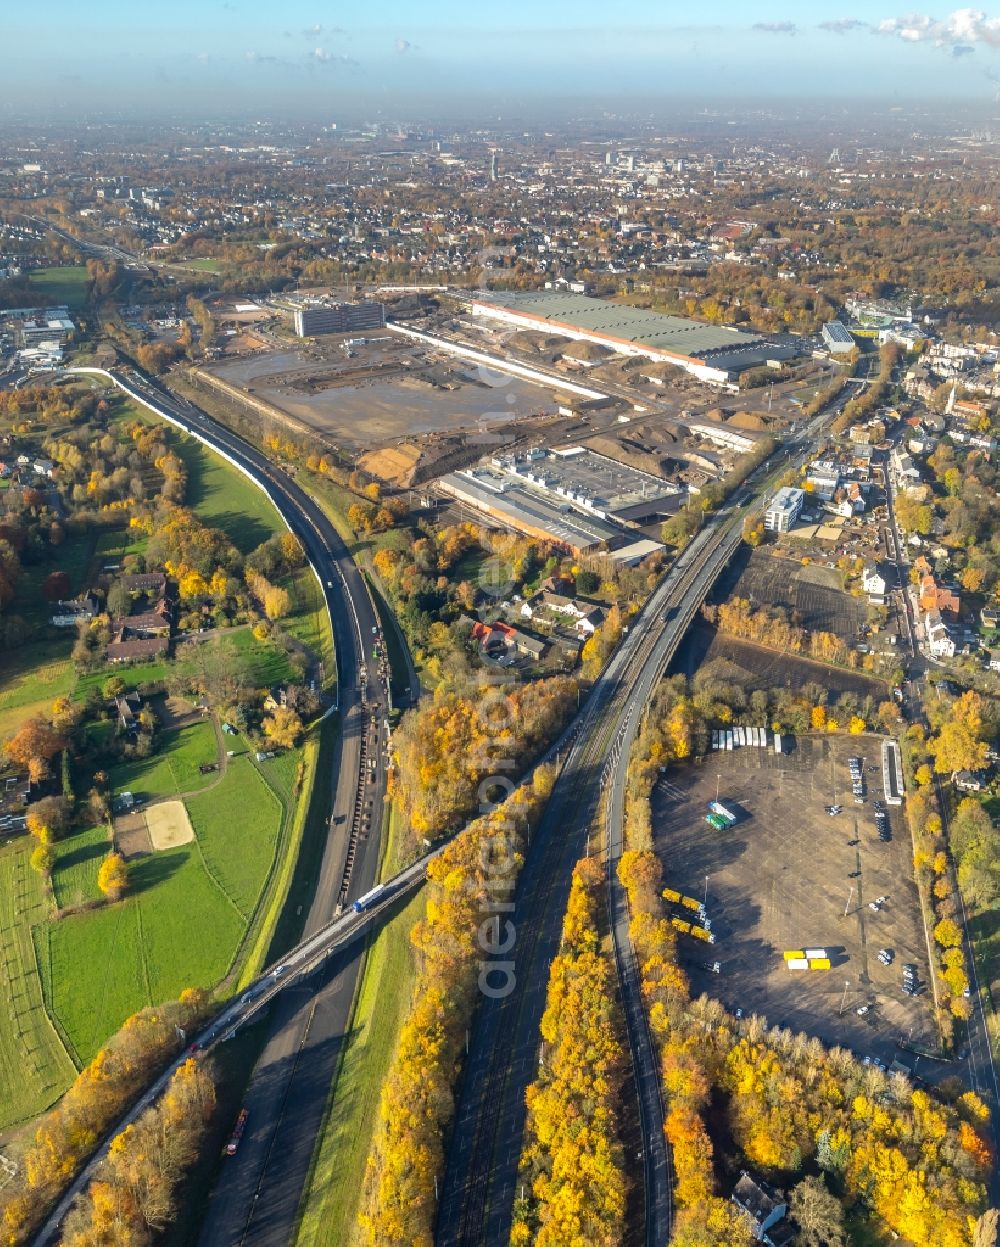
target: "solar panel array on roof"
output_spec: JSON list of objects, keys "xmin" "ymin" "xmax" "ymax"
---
[{"xmin": 473, "ymin": 290, "xmax": 762, "ymax": 359}]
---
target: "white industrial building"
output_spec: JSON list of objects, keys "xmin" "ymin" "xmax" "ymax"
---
[{"xmin": 764, "ymin": 486, "xmax": 805, "ymax": 533}]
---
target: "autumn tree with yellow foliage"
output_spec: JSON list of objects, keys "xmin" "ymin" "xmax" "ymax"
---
[
  {"xmin": 61, "ymin": 1057, "xmax": 216, "ymax": 1247},
  {"xmin": 0, "ymin": 991, "xmax": 210, "ymax": 1245},
  {"xmin": 357, "ymin": 767, "xmax": 556, "ymax": 1247},
  {"xmin": 511, "ymin": 857, "xmax": 628, "ymax": 1247}
]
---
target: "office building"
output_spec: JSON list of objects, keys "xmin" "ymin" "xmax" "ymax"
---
[
  {"xmin": 764, "ymin": 486, "xmax": 805, "ymax": 533},
  {"xmin": 293, "ymin": 301, "xmax": 386, "ymax": 337}
]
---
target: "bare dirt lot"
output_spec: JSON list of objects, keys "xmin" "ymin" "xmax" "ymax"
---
[
  {"xmin": 715, "ymin": 548, "xmax": 867, "ymax": 641},
  {"xmin": 145, "ymin": 801, "xmax": 194, "ymax": 851},
  {"xmin": 652, "ymin": 734, "xmax": 937, "ymax": 1066},
  {"xmin": 207, "ymin": 338, "xmax": 558, "ymax": 452},
  {"xmin": 114, "ymin": 810, "xmax": 153, "ymax": 860},
  {"xmin": 676, "ymin": 626, "xmax": 887, "ymax": 707}
]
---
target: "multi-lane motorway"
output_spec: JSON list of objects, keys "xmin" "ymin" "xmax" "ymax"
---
[{"xmin": 45, "ymin": 366, "xmax": 399, "ymax": 1247}]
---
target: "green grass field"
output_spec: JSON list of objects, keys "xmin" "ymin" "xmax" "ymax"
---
[
  {"xmin": 180, "ymin": 258, "xmax": 225, "ymax": 272},
  {"xmin": 169, "ymin": 428, "xmax": 286, "ymax": 555},
  {"xmin": 28, "ymin": 266, "xmax": 90, "ymax": 311},
  {"xmin": 110, "ymin": 720, "xmax": 219, "ymax": 801},
  {"xmin": 282, "ymin": 567, "xmax": 336, "ymax": 689},
  {"xmin": 52, "ymin": 825, "xmax": 111, "ymax": 910},
  {"xmin": 42, "ymin": 843, "xmax": 247, "ymax": 1064},
  {"xmin": 0, "ymin": 642, "xmax": 77, "ymax": 739},
  {"xmin": 187, "ymin": 759, "xmax": 281, "ymax": 919},
  {"xmin": 0, "ymin": 841, "xmax": 77, "ymax": 1131},
  {"xmin": 0, "ymin": 524, "xmax": 97, "ymax": 739},
  {"xmin": 39, "ymin": 733, "xmax": 294, "ymax": 1064}
]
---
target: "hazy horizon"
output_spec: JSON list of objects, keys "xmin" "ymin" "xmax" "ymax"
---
[{"xmin": 5, "ymin": 2, "xmax": 1000, "ymax": 117}]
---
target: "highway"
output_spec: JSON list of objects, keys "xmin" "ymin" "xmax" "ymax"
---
[{"xmin": 33, "ymin": 365, "xmax": 399, "ymax": 1247}]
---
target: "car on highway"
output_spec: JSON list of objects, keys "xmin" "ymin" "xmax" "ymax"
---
[{"xmin": 272, "ymin": 963, "xmax": 289, "ymax": 978}]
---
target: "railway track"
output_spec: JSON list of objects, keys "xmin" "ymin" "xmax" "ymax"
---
[{"xmin": 437, "ymin": 517, "xmax": 739, "ymax": 1246}]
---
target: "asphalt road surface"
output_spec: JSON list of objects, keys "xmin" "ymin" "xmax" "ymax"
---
[{"xmin": 67, "ymin": 366, "xmax": 401, "ymax": 1247}]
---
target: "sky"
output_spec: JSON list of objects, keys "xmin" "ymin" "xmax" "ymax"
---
[{"xmin": 4, "ymin": 2, "xmax": 1000, "ymax": 116}]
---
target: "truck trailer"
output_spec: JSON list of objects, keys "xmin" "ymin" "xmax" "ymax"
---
[{"xmin": 708, "ymin": 801, "xmax": 737, "ymax": 826}]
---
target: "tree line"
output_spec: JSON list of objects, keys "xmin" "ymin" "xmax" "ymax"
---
[
  {"xmin": 511, "ymin": 856, "xmax": 628, "ymax": 1247},
  {"xmin": 60, "ymin": 1057, "xmax": 215, "ymax": 1247},
  {"xmin": 357, "ymin": 766, "xmax": 557, "ymax": 1246},
  {"xmin": 0, "ymin": 990, "xmax": 210, "ymax": 1245}
]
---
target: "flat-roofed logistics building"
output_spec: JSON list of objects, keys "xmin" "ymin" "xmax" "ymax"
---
[
  {"xmin": 469, "ymin": 290, "xmax": 803, "ymax": 385},
  {"xmin": 439, "ymin": 445, "xmax": 673, "ymax": 562},
  {"xmin": 822, "ymin": 320, "xmax": 855, "ymax": 354}
]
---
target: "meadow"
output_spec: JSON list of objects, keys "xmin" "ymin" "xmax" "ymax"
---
[
  {"xmin": 27, "ymin": 266, "xmax": 90, "ymax": 311},
  {"xmin": 0, "ymin": 841, "xmax": 77, "ymax": 1132}
]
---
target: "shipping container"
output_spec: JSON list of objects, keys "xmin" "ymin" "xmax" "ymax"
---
[
  {"xmin": 804, "ymin": 948, "xmax": 828, "ymax": 960},
  {"xmin": 783, "ymin": 950, "xmax": 806, "ymax": 960},
  {"xmin": 786, "ymin": 958, "xmax": 810, "ymax": 970},
  {"xmin": 726, "ymin": 731, "xmax": 734, "ymax": 751},
  {"xmin": 809, "ymin": 958, "xmax": 831, "ymax": 970},
  {"xmin": 774, "ymin": 733, "xmax": 783, "ymax": 754}
]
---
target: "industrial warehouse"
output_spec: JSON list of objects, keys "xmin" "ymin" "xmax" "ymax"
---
[
  {"xmin": 469, "ymin": 290, "xmax": 804, "ymax": 384},
  {"xmin": 439, "ymin": 446, "xmax": 674, "ymax": 559}
]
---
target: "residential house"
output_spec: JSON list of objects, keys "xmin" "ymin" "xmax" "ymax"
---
[
  {"xmin": 954, "ymin": 770, "xmax": 984, "ymax": 793},
  {"xmin": 731, "ymin": 1172, "xmax": 791, "ymax": 1245},
  {"xmin": 50, "ymin": 592, "xmax": 100, "ymax": 628},
  {"xmin": 115, "ymin": 691, "xmax": 143, "ymax": 731},
  {"xmin": 979, "ymin": 606, "xmax": 999, "ymax": 631},
  {"xmin": 263, "ymin": 686, "xmax": 289, "ymax": 712},
  {"xmin": 988, "ymin": 650, "xmax": 1000, "ymax": 673},
  {"xmin": 926, "ymin": 610, "xmax": 956, "ymax": 659},
  {"xmin": 509, "ymin": 628, "xmax": 547, "ymax": 659},
  {"xmin": 106, "ymin": 631, "xmax": 169, "ymax": 663},
  {"xmin": 892, "ymin": 449, "xmax": 921, "ymax": 482},
  {"xmin": 920, "ymin": 575, "xmax": 961, "ymax": 621},
  {"xmin": 120, "ymin": 572, "xmax": 168, "ymax": 593},
  {"xmin": 862, "ymin": 563, "xmax": 887, "ymax": 603},
  {"xmin": 574, "ymin": 606, "xmax": 605, "ymax": 637},
  {"xmin": 470, "ymin": 620, "xmax": 512, "ymax": 655},
  {"xmin": 122, "ymin": 599, "xmax": 172, "ymax": 638}
]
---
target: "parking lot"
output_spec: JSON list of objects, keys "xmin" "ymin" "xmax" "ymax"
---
[{"xmin": 652, "ymin": 734, "xmax": 937, "ymax": 1065}]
